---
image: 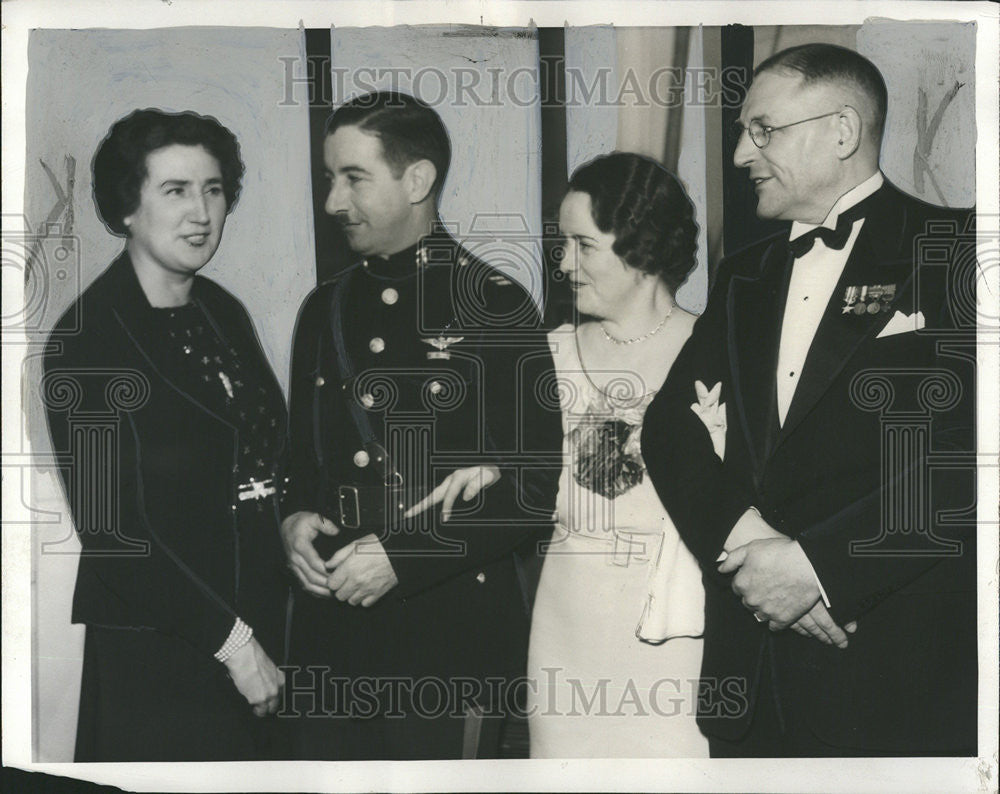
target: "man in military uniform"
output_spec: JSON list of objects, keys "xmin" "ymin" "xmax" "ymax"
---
[{"xmin": 280, "ymin": 91, "xmax": 561, "ymax": 760}]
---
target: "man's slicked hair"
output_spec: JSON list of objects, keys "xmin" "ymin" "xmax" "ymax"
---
[
  {"xmin": 755, "ymin": 43, "xmax": 889, "ymax": 142},
  {"xmin": 325, "ymin": 91, "xmax": 451, "ymax": 200}
]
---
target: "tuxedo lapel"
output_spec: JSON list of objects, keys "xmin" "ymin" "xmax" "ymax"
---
[
  {"xmin": 775, "ymin": 186, "xmax": 915, "ymax": 447},
  {"xmin": 727, "ymin": 237, "xmax": 793, "ymax": 480}
]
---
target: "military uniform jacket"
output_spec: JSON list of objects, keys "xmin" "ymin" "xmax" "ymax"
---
[{"xmin": 285, "ymin": 231, "xmax": 562, "ymax": 688}]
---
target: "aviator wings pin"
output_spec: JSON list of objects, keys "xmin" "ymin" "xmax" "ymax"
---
[{"xmin": 422, "ymin": 335, "xmax": 465, "ymax": 360}]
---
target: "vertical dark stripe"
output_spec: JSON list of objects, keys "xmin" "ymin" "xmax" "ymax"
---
[
  {"xmin": 538, "ymin": 27, "xmax": 572, "ymax": 327},
  {"xmin": 662, "ymin": 27, "xmax": 691, "ymax": 174},
  {"xmin": 539, "ymin": 27, "xmax": 568, "ymax": 224},
  {"xmin": 720, "ymin": 24, "xmax": 786, "ymax": 265},
  {"xmin": 305, "ymin": 28, "xmax": 352, "ymax": 285},
  {"xmin": 702, "ymin": 26, "xmax": 726, "ymax": 282}
]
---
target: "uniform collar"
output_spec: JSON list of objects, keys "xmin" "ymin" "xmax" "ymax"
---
[
  {"xmin": 361, "ymin": 240, "xmax": 422, "ymax": 279},
  {"xmin": 789, "ymin": 171, "xmax": 884, "ymax": 242},
  {"xmin": 360, "ymin": 224, "xmax": 458, "ymax": 279}
]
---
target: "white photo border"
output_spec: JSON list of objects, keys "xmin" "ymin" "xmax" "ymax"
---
[{"xmin": 3, "ymin": 2, "xmax": 997, "ymax": 792}]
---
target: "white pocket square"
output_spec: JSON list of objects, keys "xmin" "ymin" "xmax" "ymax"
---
[{"xmin": 877, "ymin": 310, "xmax": 925, "ymax": 338}]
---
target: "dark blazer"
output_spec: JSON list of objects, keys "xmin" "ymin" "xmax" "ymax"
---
[
  {"xmin": 42, "ymin": 253, "xmax": 290, "ymax": 660},
  {"xmin": 284, "ymin": 232, "xmax": 562, "ymax": 696},
  {"xmin": 642, "ymin": 181, "xmax": 977, "ymax": 755}
]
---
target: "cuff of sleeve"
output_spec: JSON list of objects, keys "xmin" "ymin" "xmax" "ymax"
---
[
  {"xmin": 716, "ymin": 505, "xmax": 762, "ymax": 561},
  {"xmin": 796, "ymin": 541, "xmax": 832, "ymax": 608},
  {"xmin": 213, "ymin": 617, "xmax": 254, "ymax": 662},
  {"xmin": 813, "ymin": 569, "xmax": 832, "ymax": 608}
]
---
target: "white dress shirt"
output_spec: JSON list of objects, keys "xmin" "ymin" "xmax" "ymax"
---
[
  {"xmin": 776, "ymin": 172, "xmax": 884, "ymax": 426},
  {"xmin": 775, "ymin": 171, "xmax": 884, "ymax": 608}
]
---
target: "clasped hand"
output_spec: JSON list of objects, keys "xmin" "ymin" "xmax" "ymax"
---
[
  {"xmin": 719, "ymin": 515, "xmax": 857, "ymax": 648},
  {"xmin": 280, "ymin": 511, "xmax": 398, "ymax": 606}
]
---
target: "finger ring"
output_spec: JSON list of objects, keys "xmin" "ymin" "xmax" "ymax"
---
[{"xmin": 754, "ymin": 613, "xmax": 766, "ymax": 623}]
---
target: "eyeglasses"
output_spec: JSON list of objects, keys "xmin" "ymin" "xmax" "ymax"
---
[{"xmin": 731, "ymin": 109, "xmax": 844, "ymax": 149}]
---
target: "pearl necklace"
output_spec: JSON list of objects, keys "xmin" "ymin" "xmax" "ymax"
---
[{"xmin": 600, "ymin": 305, "xmax": 674, "ymax": 345}]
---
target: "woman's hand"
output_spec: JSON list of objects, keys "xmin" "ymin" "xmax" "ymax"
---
[
  {"xmin": 224, "ymin": 638, "xmax": 285, "ymax": 717},
  {"xmin": 280, "ymin": 511, "xmax": 340, "ymax": 597},
  {"xmin": 403, "ymin": 465, "xmax": 500, "ymax": 522}
]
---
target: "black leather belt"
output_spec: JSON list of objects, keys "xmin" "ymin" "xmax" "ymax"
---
[{"xmin": 336, "ymin": 484, "xmax": 410, "ymax": 530}]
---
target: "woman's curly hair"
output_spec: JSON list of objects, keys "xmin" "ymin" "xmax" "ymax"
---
[
  {"xmin": 567, "ymin": 152, "xmax": 699, "ymax": 294},
  {"xmin": 93, "ymin": 108, "xmax": 244, "ymax": 236}
]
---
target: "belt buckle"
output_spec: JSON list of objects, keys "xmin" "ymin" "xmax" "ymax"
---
[{"xmin": 338, "ymin": 485, "xmax": 361, "ymax": 529}]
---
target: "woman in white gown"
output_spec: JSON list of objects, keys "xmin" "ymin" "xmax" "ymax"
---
[
  {"xmin": 526, "ymin": 153, "xmax": 709, "ymax": 758},
  {"xmin": 408, "ymin": 153, "xmax": 711, "ymax": 758}
]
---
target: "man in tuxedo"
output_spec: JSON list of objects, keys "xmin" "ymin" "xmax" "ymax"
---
[
  {"xmin": 280, "ymin": 91, "xmax": 560, "ymax": 759},
  {"xmin": 643, "ymin": 43, "xmax": 976, "ymax": 756}
]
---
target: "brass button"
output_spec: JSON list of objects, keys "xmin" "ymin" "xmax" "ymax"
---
[
  {"xmin": 369, "ymin": 337, "xmax": 385, "ymax": 354},
  {"xmin": 381, "ymin": 288, "xmax": 399, "ymax": 305},
  {"xmin": 315, "ymin": 376, "xmax": 326, "ymax": 387},
  {"xmin": 429, "ymin": 380, "xmax": 443, "ymax": 395},
  {"xmin": 360, "ymin": 393, "xmax": 375, "ymax": 409},
  {"xmin": 353, "ymin": 450, "xmax": 370, "ymax": 467},
  {"xmin": 476, "ymin": 572, "xmax": 486, "ymax": 584}
]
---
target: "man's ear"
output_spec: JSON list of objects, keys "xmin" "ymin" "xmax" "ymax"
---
[
  {"xmin": 403, "ymin": 159, "xmax": 437, "ymax": 205},
  {"xmin": 835, "ymin": 105, "xmax": 864, "ymax": 159}
]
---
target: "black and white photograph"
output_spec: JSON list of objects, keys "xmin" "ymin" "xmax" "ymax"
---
[{"xmin": 2, "ymin": 1, "xmax": 997, "ymax": 791}]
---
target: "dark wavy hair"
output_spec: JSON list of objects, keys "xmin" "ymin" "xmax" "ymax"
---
[
  {"xmin": 325, "ymin": 91, "xmax": 451, "ymax": 200},
  {"xmin": 567, "ymin": 152, "xmax": 699, "ymax": 294},
  {"xmin": 755, "ymin": 43, "xmax": 888, "ymax": 142},
  {"xmin": 92, "ymin": 108, "xmax": 244, "ymax": 236}
]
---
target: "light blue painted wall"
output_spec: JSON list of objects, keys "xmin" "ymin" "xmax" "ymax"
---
[
  {"xmin": 858, "ymin": 21, "xmax": 976, "ymax": 208},
  {"xmin": 565, "ymin": 25, "xmax": 619, "ymax": 175},
  {"xmin": 675, "ymin": 27, "xmax": 709, "ymax": 315},
  {"xmin": 564, "ymin": 25, "xmax": 709, "ymax": 314}
]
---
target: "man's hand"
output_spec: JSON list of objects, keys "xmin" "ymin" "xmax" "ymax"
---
[
  {"xmin": 782, "ymin": 601, "xmax": 858, "ymax": 649},
  {"xmin": 718, "ymin": 538, "xmax": 820, "ymax": 628},
  {"xmin": 224, "ymin": 638, "xmax": 285, "ymax": 717},
  {"xmin": 325, "ymin": 533, "xmax": 399, "ymax": 607},
  {"xmin": 403, "ymin": 465, "xmax": 500, "ymax": 522},
  {"xmin": 280, "ymin": 511, "xmax": 340, "ymax": 597}
]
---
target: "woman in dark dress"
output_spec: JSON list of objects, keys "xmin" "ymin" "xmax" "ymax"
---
[{"xmin": 42, "ymin": 109, "xmax": 290, "ymax": 761}]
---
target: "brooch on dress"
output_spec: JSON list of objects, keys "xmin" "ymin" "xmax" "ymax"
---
[{"xmin": 571, "ymin": 415, "xmax": 645, "ymax": 500}]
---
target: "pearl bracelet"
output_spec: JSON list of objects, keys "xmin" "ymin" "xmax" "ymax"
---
[{"xmin": 213, "ymin": 617, "xmax": 254, "ymax": 663}]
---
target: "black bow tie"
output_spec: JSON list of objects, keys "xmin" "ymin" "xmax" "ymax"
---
[{"xmin": 788, "ymin": 207, "xmax": 865, "ymax": 258}]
